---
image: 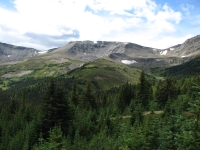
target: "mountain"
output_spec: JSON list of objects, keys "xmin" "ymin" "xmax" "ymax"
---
[
  {"xmin": 0, "ymin": 35, "xmax": 200, "ymax": 83},
  {"xmin": 66, "ymin": 58, "xmax": 142, "ymax": 89},
  {"xmin": 163, "ymin": 55, "xmax": 200, "ymax": 76},
  {"xmin": 49, "ymin": 35, "xmax": 200, "ymax": 67},
  {"xmin": 0, "ymin": 42, "xmax": 41, "ymax": 64},
  {"xmin": 165, "ymin": 35, "xmax": 200, "ymax": 57},
  {"xmin": 1, "ymin": 35, "xmax": 200, "ymax": 66}
]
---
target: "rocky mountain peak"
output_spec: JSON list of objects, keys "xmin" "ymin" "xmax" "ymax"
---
[{"xmin": 0, "ymin": 42, "xmax": 40, "ymax": 64}]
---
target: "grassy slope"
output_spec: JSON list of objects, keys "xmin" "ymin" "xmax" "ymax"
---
[
  {"xmin": 164, "ymin": 56, "xmax": 200, "ymax": 76},
  {"xmin": 66, "ymin": 58, "xmax": 141, "ymax": 89},
  {"xmin": 0, "ymin": 57, "xmax": 142, "ymax": 90},
  {"xmin": 0, "ymin": 53, "xmax": 83, "ymax": 89}
]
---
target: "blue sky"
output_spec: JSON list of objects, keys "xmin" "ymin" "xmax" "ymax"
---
[{"xmin": 0, "ymin": 0, "xmax": 199, "ymax": 50}]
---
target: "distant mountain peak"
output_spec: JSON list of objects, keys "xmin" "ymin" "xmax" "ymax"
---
[{"xmin": 1, "ymin": 35, "xmax": 200, "ymax": 67}]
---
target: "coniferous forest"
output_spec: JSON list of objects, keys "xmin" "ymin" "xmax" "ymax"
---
[{"xmin": 1, "ymin": 71, "xmax": 200, "ymax": 150}]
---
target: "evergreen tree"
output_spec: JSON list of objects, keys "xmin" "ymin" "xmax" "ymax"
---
[
  {"xmin": 71, "ymin": 82, "xmax": 78, "ymax": 106},
  {"xmin": 81, "ymin": 82, "xmax": 96, "ymax": 110},
  {"xmin": 9, "ymin": 99, "xmax": 17, "ymax": 115},
  {"xmin": 130, "ymin": 103, "xmax": 143, "ymax": 126},
  {"xmin": 175, "ymin": 84, "xmax": 200, "ymax": 149},
  {"xmin": 138, "ymin": 71, "xmax": 153, "ymax": 109},
  {"xmin": 41, "ymin": 80, "xmax": 73, "ymax": 138},
  {"xmin": 155, "ymin": 77, "xmax": 178, "ymax": 108},
  {"xmin": 117, "ymin": 82, "xmax": 135, "ymax": 113},
  {"xmin": 145, "ymin": 117, "xmax": 160, "ymax": 150},
  {"xmin": 158, "ymin": 115, "xmax": 177, "ymax": 150},
  {"xmin": 35, "ymin": 126, "xmax": 67, "ymax": 150}
]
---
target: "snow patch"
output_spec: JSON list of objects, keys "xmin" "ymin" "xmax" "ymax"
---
[
  {"xmin": 8, "ymin": 55, "xmax": 10, "ymax": 57},
  {"xmin": 181, "ymin": 56, "xmax": 186, "ymax": 58},
  {"xmin": 121, "ymin": 60, "xmax": 137, "ymax": 65},
  {"xmin": 160, "ymin": 50, "xmax": 168, "ymax": 55},
  {"xmin": 155, "ymin": 59, "xmax": 161, "ymax": 61},
  {"xmin": 123, "ymin": 42, "xmax": 128, "ymax": 44},
  {"xmin": 170, "ymin": 48, "xmax": 175, "ymax": 50},
  {"xmin": 93, "ymin": 41, "xmax": 97, "ymax": 44},
  {"xmin": 38, "ymin": 51, "xmax": 47, "ymax": 54}
]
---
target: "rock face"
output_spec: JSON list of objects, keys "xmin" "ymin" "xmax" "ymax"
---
[
  {"xmin": 1, "ymin": 35, "xmax": 200, "ymax": 67},
  {"xmin": 167, "ymin": 35, "xmax": 200, "ymax": 57},
  {"xmin": 59, "ymin": 41, "xmax": 160, "ymax": 61},
  {"xmin": 51, "ymin": 35, "xmax": 200, "ymax": 66},
  {"xmin": 0, "ymin": 42, "xmax": 39, "ymax": 63}
]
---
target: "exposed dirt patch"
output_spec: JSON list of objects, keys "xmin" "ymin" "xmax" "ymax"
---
[
  {"xmin": 143, "ymin": 111, "xmax": 163, "ymax": 115},
  {"xmin": 94, "ymin": 76, "xmax": 105, "ymax": 81},
  {"xmin": 1, "ymin": 70, "xmax": 33, "ymax": 78},
  {"xmin": 110, "ymin": 111, "xmax": 163, "ymax": 120},
  {"xmin": 52, "ymin": 58, "xmax": 69, "ymax": 64}
]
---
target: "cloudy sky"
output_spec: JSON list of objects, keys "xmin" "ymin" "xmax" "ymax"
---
[{"xmin": 0, "ymin": 0, "xmax": 199, "ymax": 50}]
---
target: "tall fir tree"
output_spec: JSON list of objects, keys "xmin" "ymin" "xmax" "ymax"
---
[
  {"xmin": 71, "ymin": 82, "xmax": 78, "ymax": 106},
  {"xmin": 81, "ymin": 82, "xmax": 96, "ymax": 110},
  {"xmin": 138, "ymin": 71, "xmax": 153, "ymax": 109},
  {"xmin": 175, "ymin": 84, "xmax": 200, "ymax": 149},
  {"xmin": 155, "ymin": 77, "xmax": 178, "ymax": 108},
  {"xmin": 41, "ymin": 79, "xmax": 73, "ymax": 138}
]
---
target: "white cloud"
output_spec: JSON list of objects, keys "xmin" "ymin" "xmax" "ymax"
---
[
  {"xmin": 181, "ymin": 3, "xmax": 194, "ymax": 16},
  {"xmin": 157, "ymin": 4, "xmax": 182, "ymax": 24},
  {"xmin": 87, "ymin": 0, "xmax": 157, "ymax": 15},
  {"xmin": 0, "ymin": 0, "xmax": 194, "ymax": 50}
]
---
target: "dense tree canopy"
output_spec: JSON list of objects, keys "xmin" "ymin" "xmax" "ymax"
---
[{"xmin": 0, "ymin": 73, "xmax": 200, "ymax": 149}]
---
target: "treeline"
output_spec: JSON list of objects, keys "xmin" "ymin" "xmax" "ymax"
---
[{"xmin": 0, "ymin": 71, "xmax": 200, "ymax": 149}]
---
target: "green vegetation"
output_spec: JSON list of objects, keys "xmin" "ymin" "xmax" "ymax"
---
[
  {"xmin": 67, "ymin": 59, "xmax": 141, "ymax": 89},
  {"xmin": 164, "ymin": 56, "xmax": 200, "ymax": 76},
  {"xmin": 1, "ymin": 55, "xmax": 200, "ymax": 149},
  {"xmin": 0, "ymin": 58, "xmax": 141, "ymax": 90}
]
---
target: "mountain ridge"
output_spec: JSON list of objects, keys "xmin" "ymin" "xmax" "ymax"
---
[
  {"xmin": 1, "ymin": 35, "xmax": 200, "ymax": 68},
  {"xmin": 0, "ymin": 42, "xmax": 40, "ymax": 64}
]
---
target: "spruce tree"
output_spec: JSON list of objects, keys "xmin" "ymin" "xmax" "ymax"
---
[
  {"xmin": 175, "ymin": 84, "xmax": 200, "ymax": 149},
  {"xmin": 81, "ymin": 82, "xmax": 96, "ymax": 110},
  {"xmin": 71, "ymin": 82, "xmax": 78, "ymax": 106},
  {"xmin": 155, "ymin": 77, "xmax": 178, "ymax": 108},
  {"xmin": 138, "ymin": 71, "xmax": 153, "ymax": 109},
  {"xmin": 41, "ymin": 79, "xmax": 73, "ymax": 138}
]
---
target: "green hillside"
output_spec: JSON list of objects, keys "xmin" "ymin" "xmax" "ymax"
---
[
  {"xmin": 66, "ymin": 59, "xmax": 142, "ymax": 89},
  {"xmin": 1, "ymin": 52, "xmax": 200, "ymax": 149},
  {"xmin": 164, "ymin": 56, "xmax": 200, "ymax": 76},
  {"xmin": 0, "ymin": 57, "xmax": 143, "ymax": 90},
  {"xmin": 0, "ymin": 54, "xmax": 83, "ymax": 89}
]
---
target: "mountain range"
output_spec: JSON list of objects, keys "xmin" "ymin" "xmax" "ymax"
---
[
  {"xmin": 0, "ymin": 35, "xmax": 200, "ymax": 89},
  {"xmin": 1, "ymin": 35, "xmax": 200, "ymax": 67}
]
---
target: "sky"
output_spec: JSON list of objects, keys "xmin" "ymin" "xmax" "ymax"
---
[{"xmin": 0, "ymin": 0, "xmax": 200, "ymax": 50}]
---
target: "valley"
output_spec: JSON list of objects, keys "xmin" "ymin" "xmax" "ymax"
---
[
  {"xmin": 1, "ymin": 35, "xmax": 200, "ymax": 89},
  {"xmin": 0, "ymin": 35, "xmax": 200, "ymax": 149}
]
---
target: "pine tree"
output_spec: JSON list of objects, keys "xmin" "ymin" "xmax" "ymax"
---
[
  {"xmin": 155, "ymin": 77, "xmax": 178, "ymax": 108},
  {"xmin": 145, "ymin": 117, "xmax": 160, "ymax": 150},
  {"xmin": 130, "ymin": 103, "xmax": 143, "ymax": 126},
  {"xmin": 81, "ymin": 82, "xmax": 96, "ymax": 110},
  {"xmin": 71, "ymin": 82, "xmax": 78, "ymax": 106},
  {"xmin": 175, "ymin": 84, "xmax": 200, "ymax": 149},
  {"xmin": 138, "ymin": 71, "xmax": 153, "ymax": 109},
  {"xmin": 35, "ymin": 126, "xmax": 67, "ymax": 150},
  {"xmin": 9, "ymin": 99, "xmax": 17, "ymax": 115},
  {"xmin": 41, "ymin": 79, "xmax": 73, "ymax": 138}
]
